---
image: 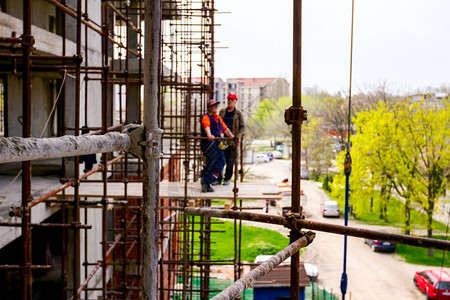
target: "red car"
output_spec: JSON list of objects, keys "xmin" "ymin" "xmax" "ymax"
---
[{"xmin": 414, "ymin": 270, "xmax": 450, "ymax": 299}]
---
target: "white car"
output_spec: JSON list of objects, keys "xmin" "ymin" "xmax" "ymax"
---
[
  {"xmin": 321, "ymin": 200, "xmax": 340, "ymax": 217},
  {"xmin": 255, "ymin": 153, "xmax": 269, "ymax": 163},
  {"xmin": 272, "ymin": 150, "xmax": 283, "ymax": 159}
]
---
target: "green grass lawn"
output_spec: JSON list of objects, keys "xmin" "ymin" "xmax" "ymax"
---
[
  {"xmin": 396, "ymin": 235, "xmax": 450, "ymax": 266},
  {"xmin": 209, "ymin": 218, "xmax": 289, "ymax": 262}
]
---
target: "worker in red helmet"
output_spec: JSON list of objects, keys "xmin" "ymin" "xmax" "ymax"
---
[
  {"xmin": 216, "ymin": 93, "xmax": 246, "ymax": 186},
  {"xmin": 200, "ymin": 99, "xmax": 235, "ymax": 192}
]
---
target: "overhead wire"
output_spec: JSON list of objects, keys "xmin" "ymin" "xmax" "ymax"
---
[{"xmin": 341, "ymin": 0, "xmax": 355, "ymax": 299}]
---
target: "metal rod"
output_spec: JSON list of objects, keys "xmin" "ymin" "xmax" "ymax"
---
[
  {"xmin": 211, "ymin": 232, "xmax": 315, "ymax": 300},
  {"xmin": 0, "ymin": 133, "xmax": 131, "ymax": 163},
  {"xmin": 184, "ymin": 208, "xmax": 450, "ymax": 251},
  {"xmin": 21, "ymin": 0, "xmax": 32, "ymax": 298},
  {"xmin": 142, "ymin": 0, "xmax": 162, "ymax": 299},
  {"xmin": 72, "ymin": 0, "xmax": 82, "ymax": 298},
  {"xmin": 291, "ymin": 0, "xmax": 303, "ymax": 298}
]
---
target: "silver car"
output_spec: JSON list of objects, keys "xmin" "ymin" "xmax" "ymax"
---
[{"xmin": 321, "ymin": 200, "xmax": 340, "ymax": 217}]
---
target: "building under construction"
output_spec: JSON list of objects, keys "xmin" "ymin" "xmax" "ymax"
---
[{"xmin": 0, "ymin": 1, "xmax": 449, "ymax": 300}]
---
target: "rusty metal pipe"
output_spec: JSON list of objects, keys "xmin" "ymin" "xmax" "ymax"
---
[
  {"xmin": 21, "ymin": 0, "xmax": 33, "ymax": 298},
  {"xmin": 142, "ymin": 0, "xmax": 162, "ymax": 299},
  {"xmin": 0, "ymin": 37, "xmax": 21, "ymax": 44},
  {"xmin": 184, "ymin": 208, "xmax": 450, "ymax": 251},
  {"xmin": 211, "ymin": 232, "xmax": 315, "ymax": 300},
  {"xmin": 0, "ymin": 133, "xmax": 130, "ymax": 163}
]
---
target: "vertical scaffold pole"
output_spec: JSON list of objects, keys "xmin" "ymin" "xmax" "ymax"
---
[
  {"xmin": 21, "ymin": 0, "xmax": 32, "ymax": 298},
  {"xmin": 142, "ymin": 0, "xmax": 162, "ymax": 299},
  {"xmin": 291, "ymin": 0, "xmax": 302, "ymax": 299}
]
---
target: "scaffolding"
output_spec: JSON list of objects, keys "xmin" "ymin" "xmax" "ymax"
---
[{"xmin": 0, "ymin": 1, "xmax": 449, "ymax": 300}]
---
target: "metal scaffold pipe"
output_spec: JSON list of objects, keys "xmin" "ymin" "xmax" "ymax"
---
[
  {"xmin": 142, "ymin": 0, "xmax": 163, "ymax": 299},
  {"xmin": 184, "ymin": 208, "xmax": 450, "ymax": 251},
  {"xmin": 0, "ymin": 133, "xmax": 131, "ymax": 164},
  {"xmin": 211, "ymin": 232, "xmax": 316, "ymax": 300}
]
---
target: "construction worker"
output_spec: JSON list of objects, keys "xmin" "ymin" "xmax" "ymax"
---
[
  {"xmin": 200, "ymin": 99, "xmax": 235, "ymax": 192},
  {"xmin": 216, "ymin": 93, "xmax": 246, "ymax": 186}
]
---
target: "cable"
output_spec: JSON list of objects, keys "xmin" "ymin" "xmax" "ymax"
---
[
  {"xmin": 341, "ymin": 1, "xmax": 355, "ymax": 299},
  {"xmin": 40, "ymin": 70, "xmax": 67, "ymax": 138}
]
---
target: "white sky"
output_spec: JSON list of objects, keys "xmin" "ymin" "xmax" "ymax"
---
[{"xmin": 214, "ymin": 0, "xmax": 450, "ymax": 94}]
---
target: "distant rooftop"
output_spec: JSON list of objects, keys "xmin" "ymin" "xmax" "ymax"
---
[{"xmin": 227, "ymin": 78, "xmax": 280, "ymax": 87}]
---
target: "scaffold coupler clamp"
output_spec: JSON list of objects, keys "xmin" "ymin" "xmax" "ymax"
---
[
  {"xmin": 124, "ymin": 125, "xmax": 164, "ymax": 159},
  {"xmin": 283, "ymin": 212, "xmax": 304, "ymax": 232},
  {"xmin": 284, "ymin": 106, "xmax": 308, "ymax": 125},
  {"xmin": 146, "ymin": 128, "xmax": 164, "ymax": 158},
  {"xmin": 123, "ymin": 124, "xmax": 145, "ymax": 158},
  {"xmin": 344, "ymin": 152, "xmax": 352, "ymax": 175}
]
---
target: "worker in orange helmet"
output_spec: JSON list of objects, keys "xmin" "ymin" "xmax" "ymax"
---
[
  {"xmin": 200, "ymin": 99, "xmax": 235, "ymax": 192},
  {"xmin": 216, "ymin": 93, "xmax": 246, "ymax": 186}
]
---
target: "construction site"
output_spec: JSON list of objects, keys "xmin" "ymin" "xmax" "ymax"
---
[{"xmin": 0, "ymin": 1, "xmax": 449, "ymax": 300}]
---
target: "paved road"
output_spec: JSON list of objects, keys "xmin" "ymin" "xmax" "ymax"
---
[{"xmin": 245, "ymin": 159, "xmax": 449, "ymax": 300}]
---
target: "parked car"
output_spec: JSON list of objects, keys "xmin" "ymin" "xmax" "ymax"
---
[
  {"xmin": 272, "ymin": 150, "xmax": 283, "ymax": 159},
  {"xmin": 255, "ymin": 153, "xmax": 269, "ymax": 163},
  {"xmin": 266, "ymin": 152, "xmax": 274, "ymax": 161},
  {"xmin": 321, "ymin": 201, "xmax": 340, "ymax": 217},
  {"xmin": 364, "ymin": 238, "xmax": 396, "ymax": 252},
  {"xmin": 414, "ymin": 270, "xmax": 450, "ymax": 299}
]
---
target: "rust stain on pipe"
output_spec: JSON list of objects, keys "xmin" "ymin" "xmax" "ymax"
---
[{"xmin": 211, "ymin": 232, "xmax": 315, "ymax": 300}]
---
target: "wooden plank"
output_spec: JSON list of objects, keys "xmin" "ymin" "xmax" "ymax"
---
[{"xmin": 55, "ymin": 181, "xmax": 282, "ymax": 200}]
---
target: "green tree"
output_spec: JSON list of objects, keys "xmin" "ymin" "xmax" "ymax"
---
[
  {"xmin": 395, "ymin": 100, "xmax": 450, "ymax": 255},
  {"xmin": 302, "ymin": 116, "xmax": 334, "ymax": 174},
  {"xmin": 248, "ymin": 97, "xmax": 292, "ymax": 140}
]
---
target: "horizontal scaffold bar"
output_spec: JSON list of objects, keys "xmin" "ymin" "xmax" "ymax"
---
[
  {"xmin": 184, "ymin": 208, "xmax": 450, "ymax": 251},
  {"xmin": 0, "ymin": 133, "xmax": 131, "ymax": 163}
]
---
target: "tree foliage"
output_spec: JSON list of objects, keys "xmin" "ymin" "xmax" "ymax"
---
[
  {"xmin": 247, "ymin": 97, "xmax": 291, "ymax": 139},
  {"xmin": 331, "ymin": 100, "xmax": 450, "ymax": 253}
]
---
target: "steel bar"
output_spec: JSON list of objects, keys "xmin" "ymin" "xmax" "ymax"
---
[
  {"xmin": 0, "ymin": 133, "xmax": 131, "ymax": 163},
  {"xmin": 184, "ymin": 208, "xmax": 450, "ymax": 251},
  {"xmin": 0, "ymin": 36, "xmax": 21, "ymax": 44},
  {"xmin": 0, "ymin": 265, "xmax": 53, "ymax": 270},
  {"xmin": 290, "ymin": 0, "xmax": 303, "ymax": 298},
  {"xmin": 142, "ymin": 0, "xmax": 162, "ymax": 299},
  {"xmin": 21, "ymin": 0, "xmax": 33, "ymax": 298},
  {"xmin": 72, "ymin": 0, "xmax": 83, "ymax": 298},
  {"xmin": 211, "ymin": 232, "xmax": 315, "ymax": 300}
]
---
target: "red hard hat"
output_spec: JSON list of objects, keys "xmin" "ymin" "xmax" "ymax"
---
[
  {"xmin": 207, "ymin": 99, "xmax": 220, "ymax": 107},
  {"xmin": 227, "ymin": 93, "xmax": 238, "ymax": 101}
]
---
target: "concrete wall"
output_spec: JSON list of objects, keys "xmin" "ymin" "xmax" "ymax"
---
[
  {"xmin": 6, "ymin": 75, "xmax": 54, "ymax": 138},
  {"xmin": 1, "ymin": 0, "xmax": 103, "ymax": 137},
  {"xmin": 5, "ymin": 0, "xmax": 57, "ymax": 32}
]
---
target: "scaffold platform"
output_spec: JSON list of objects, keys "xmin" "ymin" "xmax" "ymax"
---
[{"xmin": 54, "ymin": 181, "xmax": 282, "ymax": 200}]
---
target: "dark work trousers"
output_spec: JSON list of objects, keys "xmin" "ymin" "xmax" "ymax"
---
[
  {"xmin": 218, "ymin": 145, "xmax": 236, "ymax": 182},
  {"xmin": 202, "ymin": 141, "xmax": 226, "ymax": 185}
]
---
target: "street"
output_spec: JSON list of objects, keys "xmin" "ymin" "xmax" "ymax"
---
[{"xmin": 245, "ymin": 158, "xmax": 449, "ymax": 299}]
